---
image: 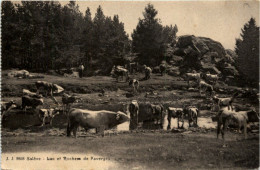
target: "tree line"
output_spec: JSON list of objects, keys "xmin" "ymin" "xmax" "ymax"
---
[
  {"xmin": 1, "ymin": 1, "xmax": 259, "ymax": 84},
  {"xmin": 2, "ymin": 2, "xmax": 177, "ymax": 75}
]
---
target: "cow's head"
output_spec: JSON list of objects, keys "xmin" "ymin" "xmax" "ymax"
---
[
  {"xmin": 247, "ymin": 109, "xmax": 259, "ymax": 122},
  {"xmin": 116, "ymin": 111, "xmax": 130, "ymax": 123}
]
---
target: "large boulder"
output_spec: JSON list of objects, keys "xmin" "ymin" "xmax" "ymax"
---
[{"xmin": 174, "ymin": 35, "xmax": 238, "ymax": 77}]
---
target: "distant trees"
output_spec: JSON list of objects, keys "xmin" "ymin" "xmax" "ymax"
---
[
  {"xmin": 1, "ymin": 2, "xmax": 129, "ymax": 74},
  {"xmin": 235, "ymin": 18, "xmax": 259, "ymax": 84},
  {"xmin": 132, "ymin": 3, "xmax": 178, "ymax": 66}
]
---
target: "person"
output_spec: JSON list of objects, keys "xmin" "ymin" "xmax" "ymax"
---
[{"xmin": 79, "ymin": 63, "xmax": 84, "ymax": 78}]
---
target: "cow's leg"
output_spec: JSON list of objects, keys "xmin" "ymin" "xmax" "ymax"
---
[
  {"xmin": 167, "ymin": 113, "xmax": 171, "ymax": 130},
  {"xmin": 181, "ymin": 118, "xmax": 184, "ymax": 129},
  {"xmin": 41, "ymin": 116, "xmax": 46, "ymax": 126},
  {"xmin": 72, "ymin": 123, "xmax": 79, "ymax": 138},
  {"xmin": 222, "ymin": 119, "xmax": 228, "ymax": 141},
  {"xmin": 67, "ymin": 121, "xmax": 71, "ymax": 137},
  {"xmin": 177, "ymin": 117, "xmax": 180, "ymax": 129},
  {"xmin": 243, "ymin": 120, "xmax": 247, "ymax": 139},
  {"xmin": 217, "ymin": 122, "xmax": 221, "ymax": 139}
]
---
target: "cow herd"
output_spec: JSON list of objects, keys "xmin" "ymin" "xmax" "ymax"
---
[{"xmin": 1, "ymin": 68, "xmax": 259, "ymax": 141}]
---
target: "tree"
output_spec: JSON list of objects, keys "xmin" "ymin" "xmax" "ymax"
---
[
  {"xmin": 235, "ymin": 18, "xmax": 259, "ymax": 84},
  {"xmin": 1, "ymin": 1, "xmax": 18, "ymax": 68},
  {"xmin": 132, "ymin": 3, "xmax": 174, "ymax": 66}
]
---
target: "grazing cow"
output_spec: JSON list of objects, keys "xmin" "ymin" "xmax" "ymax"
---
[
  {"xmin": 129, "ymin": 79, "xmax": 139, "ymax": 94},
  {"xmin": 212, "ymin": 92, "xmax": 238, "ymax": 111},
  {"xmin": 62, "ymin": 93, "xmax": 81, "ymax": 114},
  {"xmin": 111, "ymin": 66, "xmax": 129, "ymax": 82},
  {"xmin": 151, "ymin": 104, "xmax": 165, "ymax": 129},
  {"xmin": 23, "ymin": 89, "xmax": 43, "ymax": 98},
  {"xmin": 144, "ymin": 65, "xmax": 152, "ymax": 80},
  {"xmin": 35, "ymin": 81, "xmax": 64, "ymax": 97},
  {"xmin": 22, "ymin": 96, "xmax": 43, "ymax": 111},
  {"xmin": 217, "ymin": 107, "xmax": 259, "ymax": 140},
  {"xmin": 185, "ymin": 72, "xmax": 201, "ymax": 87},
  {"xmin": 199, "ymin": 80, "xmax": 214, "ymax": 97},
  {"xmin": 167, "ymin": 107, "xmax": 184, "ymax": 129},
  {"xmin": 39, "ymin": 108, "xmax": 61, "ymax": 126},
  {"xmin": 183, "ymin": 106, "xmax": 199, "ymax": 127},
  {"xmin": 67, "ymin": 108, "xmax": 129, "ymax": 138},
  {"xmin": 129, "ymin": 100, "xmax": 139, "ymax": 130},
  {"xmin": 203, "ymin": 73, "xmax": 219, "ymax": 85},
  {"xmin": 1, "ymin": 101, "xmax": 17, "ymax": 121}
]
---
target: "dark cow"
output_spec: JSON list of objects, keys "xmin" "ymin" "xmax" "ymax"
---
[
  {"xmin": 23, "ymin": 89, "xmax": 43, "ymax": 98},
  {"xmin": 129, "ymin": 79, "xmax": 139, "ymax": 94},
  {"xmin": 1, "ymin": 101, "xmax": 17, "ymax": 121},
  {"xmin": 129, "ymin": 100, "xmax": 139, "ymax": 130},
  {"xmin": 67, "ymin": 109, "xmax": 129, "ymax": 138},
  {"xmin": 159, "ymin": 64, "xmax": 167, "ymax": 76},
  {"xmin": 110, "ymin": 66, "xmax": 129, "ymax": 82},
  {"xmin": 35, "ymin": 81, "xmax": 64, "ymax": 97},
  {"xmin": 62, "ymin": 93, "xmax": 81, "ymax": 114},
  {"xmin": 22, "ymin": 96, "xmax": 43, "ymax": 111},
  {"xmin": 167, "ymin": 107, "xmax": 184, "ymax": 129},
  {"xmin": 39, "ymin": 108, "xmax": 61, "ymax": 126}
]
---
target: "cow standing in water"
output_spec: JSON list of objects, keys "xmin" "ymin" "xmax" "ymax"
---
[
  {"xmin": 67, "ymin": 108, "xmax": 129, "ymax": 138},
  {"xmin": 129, "ymin": 100, "xmax": 139, "ymax": 130}
]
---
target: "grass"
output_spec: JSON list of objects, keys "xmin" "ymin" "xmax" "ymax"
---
[{"xmin": 2, "ymin": 132, "xmax": 259, "ymax": 169}]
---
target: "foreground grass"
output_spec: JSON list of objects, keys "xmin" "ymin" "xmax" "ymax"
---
[{"xmin": 2, "ymin": 132, "xmax": 259, "ymax": 169}]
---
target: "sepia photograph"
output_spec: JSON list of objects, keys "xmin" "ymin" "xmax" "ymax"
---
[{"xmin": 1, "ymin": 1, "xmax": 259, "ymax": 169}]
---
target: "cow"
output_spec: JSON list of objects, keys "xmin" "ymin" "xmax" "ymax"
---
[
  {"xmin": 212, "ymin": 92, "xmax": 238, "ymax": 111},
  {"xmin": 199, "ymin": 80, "xmax": 214, "ymax": 97},
  {"xmin": 23, "ymin": 89, "xmax": 43, "ymax": 98},
  {"xmin": 217, "ymin": 107, "xmax": 259, "ymax": 140},
  {"xmin": 129, "ymin": 79, "xmax": 139, "ymax": 94},
  {"xmin": 1, "ymin": 101, "xmax": 17, "ymax": 121},
  {"xmin": 129, "ymin": 100, "xmax": 139, "ymax": 130},
  {"xmin": 185, "ymin": 72, "xmax": 201, "ymax": 87},
  {"xmin": 62, "ymin": 93, "xmax": 81, "ymax": 114},
  {"xmin": 183, "ymin": 106, "xmax": 199, "ymax": 127},
  {"xmin": 35, "ymin": 81, "xmax": 64, "ymax": 97},
  {"xmin": 151, "ymin": 104, "xmax": 165, "ymax": 129},
  {"xmin": 22, "ymin": 96, "xmax": 43, "ymax": 111},
  {"xmin": 159, "ymin": 64, "xmax": 167, "ymax": 76},
  {"xmin": 67, "ymin": 109, "xmax": 129, "ymax": 138},
  {"xmin": 111, "ymin": 66, "xmax": 129, "ymax": 82},
  {"xmin": 203, "ymin": 73, "xmax": 219, "ymax": 85},
  {"xmin": 39, "ymin": 108, "xmax": 61, "ymax": 126},
  {"xmin": 167, "ymin": 107, "xmax": 184, "ymax": 129},
  {"xmin": 144, "ymin": 65, "xmax": 152, "ymax": 80}
]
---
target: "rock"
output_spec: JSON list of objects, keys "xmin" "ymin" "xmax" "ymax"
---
[{"xmin": 7, "ymin": 70, "xmax": 30, "ymax": 78}]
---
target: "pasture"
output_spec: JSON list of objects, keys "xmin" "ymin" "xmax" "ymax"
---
[{"xmin": 1, "ymin": 70, "xmax": 259, "ymax": 169}]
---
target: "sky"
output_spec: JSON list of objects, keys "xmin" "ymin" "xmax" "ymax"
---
[{"xmin": 62, "ymin": 1, "xmax": 259, "ymax": 50}]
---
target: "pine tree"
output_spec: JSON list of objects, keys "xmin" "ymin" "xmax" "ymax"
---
[
  {"xmin": 235, "ymin": 18, "xmax": 259, "ymax": 83},
  {"xmin": 132, "ymin": 3, "xmax": 165, "ymax": 66}
]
